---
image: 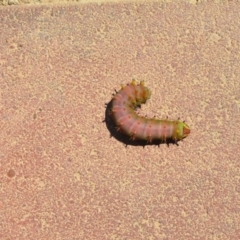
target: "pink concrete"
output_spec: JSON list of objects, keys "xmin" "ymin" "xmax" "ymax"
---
[{"xmin": 1, "ymin": 1, "xmax": 240, "ymax": 239}]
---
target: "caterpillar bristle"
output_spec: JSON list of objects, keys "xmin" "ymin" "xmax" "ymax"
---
[
  {"xmin": 147, "ymin": 138, "xmax": 152, "ymax": 143},
  {"xmin": 162, "ymin": 135, "xmax": 167, "ymax": 143},
  {"xmin": 130, "ymin": 135, "xmax": 135, "ymax": 141},
  {"xmin": 115, "ymin": 126, "xmax": 121, "ymax": 131},
  {"xmin": 131, "ymin": 79, "xmax": 136, "ymax": 85}
]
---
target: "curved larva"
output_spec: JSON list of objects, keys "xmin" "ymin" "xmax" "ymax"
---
[{"xmin": 111, "ymin": 80, "xmax": 190, "ymax": 143}]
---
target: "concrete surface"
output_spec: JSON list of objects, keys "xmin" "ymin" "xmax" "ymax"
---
[
  {"xmin": 0, "ymin": 1, "xmax": 240, "ymax": 239},
  {"xmin": 1, "ymin": 0, "xmax": 150, "ymax": 7}
]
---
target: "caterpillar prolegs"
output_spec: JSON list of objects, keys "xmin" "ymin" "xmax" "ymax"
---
[{"xmin": 110, "ymin": 80, "xmax": 190, "ymax": 144}]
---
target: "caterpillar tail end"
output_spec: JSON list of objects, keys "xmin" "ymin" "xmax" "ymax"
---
[{"xmin": 182, "ymin": 123, "xmax": 191, "ymax": 138}]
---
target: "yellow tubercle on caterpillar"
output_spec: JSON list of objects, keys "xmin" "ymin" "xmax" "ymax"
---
[
  {"xmin": 131, "ymin": 79, "xmax": 137, "ymax": 85},
  {"xmin": 139, "ymin": 80, "xmax": 145, "ymax": 86}
]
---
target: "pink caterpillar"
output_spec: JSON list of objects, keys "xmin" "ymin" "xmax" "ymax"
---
[{"xmin": 110, "ymin": 80, "xmax": 190, "ymax": 144}]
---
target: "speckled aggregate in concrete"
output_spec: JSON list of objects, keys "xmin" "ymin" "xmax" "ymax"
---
[{"xmin": 0, "ymin": 1, "xmax": 240, "ymax": 239}]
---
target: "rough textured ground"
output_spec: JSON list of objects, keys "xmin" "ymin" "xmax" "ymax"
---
[
  {"xmin": 3, "ymin": 0, "xmax": 170, "ymax": 7},
  {"xmin": 1, "ymin": 1, "xmax": 240, "ymax": 239}
]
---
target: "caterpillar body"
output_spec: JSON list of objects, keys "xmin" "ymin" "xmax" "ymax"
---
[{"xmin": 110, "ymin": 80, "xmax": 190, "ymax": 144}]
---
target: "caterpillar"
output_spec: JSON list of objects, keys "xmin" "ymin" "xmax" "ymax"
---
[{"xmin": 110, "ymin": 80, "xmax": 190, "ymax": 144}]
